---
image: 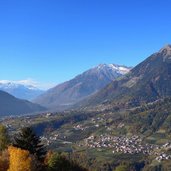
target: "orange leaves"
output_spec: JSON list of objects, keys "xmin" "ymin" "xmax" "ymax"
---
[{"xmin": 7, "ymin": 146, "xmax": 32, "ymax": 171}]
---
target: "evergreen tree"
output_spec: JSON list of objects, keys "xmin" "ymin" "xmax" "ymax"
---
[
  {"xmin": 13, "ymin": 127, "xmax": 46, "ymax": 161},
  {"xmin": 0, "ymin": 124, "xmax": 10, "ymax": 151}
]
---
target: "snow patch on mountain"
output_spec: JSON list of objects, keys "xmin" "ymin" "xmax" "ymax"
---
[
  {"xmin": 0, "ymin": 80, "xmax": 44, "ymax": 100},
  {"xmin": 0, "ymin": 79, "xmax": 39, "ymax": 89},
  {"xmin": 95, "ymin": 64, "xmax": 131, "ymax": 75}
]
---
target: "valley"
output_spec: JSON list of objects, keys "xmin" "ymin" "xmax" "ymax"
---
[
  {"xmin": 1, "ymin": 45, "xmax": 171, "ymax": 170},
  {"xmin": 2, "ymin": 96, "xmax": 171, "ymax": 170},
  {"xmin": 1, "ymin": 1, "xmax": 171, "ymax": 170}
]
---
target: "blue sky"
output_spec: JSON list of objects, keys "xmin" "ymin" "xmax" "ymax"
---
[{"xmin": 0, "ymin": 0, "xmax": 171, "ymax": 89}]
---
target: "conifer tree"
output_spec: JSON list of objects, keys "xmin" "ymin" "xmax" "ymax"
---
[
  {"xmin": 0, "ymin": 124, "xmax": 10, "ymax": 151},
  {"xmin": 13, "ymin": 127, "xmax": 46, "ymax": 161}
]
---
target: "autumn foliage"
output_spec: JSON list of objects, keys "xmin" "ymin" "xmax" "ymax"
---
[
  {"xmin": 0, "ymin": 150, "xmax": 9, "ymax": 171},
  {"xmin": 0, "ymin": 126, "xmax": 87, "ymax": 171},
  {"xmin": 8, "ymin": 146, "xmax": 32, "ymax": 171}
]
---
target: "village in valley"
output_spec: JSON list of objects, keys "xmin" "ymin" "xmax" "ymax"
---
[{"xmin": 2, "ymin": 111, "xmax": 171, "ymax": 163}]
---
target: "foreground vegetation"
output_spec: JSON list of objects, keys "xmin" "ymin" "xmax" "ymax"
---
[{"xmin": 0, "ymin": 125, "xmax": 87, "ymax": 171}]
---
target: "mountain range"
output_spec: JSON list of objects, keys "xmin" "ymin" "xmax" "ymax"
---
[
  {"xmin": 0, "ymin": 81, "xmax": 44, "ymax": 100},
  {"xmin": 34, "ymin": 64, "xmax": 131, "ymax": 110},
  {"xmin": 30, "ymin": 44, "xmax": 171, "ymax": 148},
  {"xmin": 80, "ymin": 44, "xmax": 171, "ymax": 110},
  {"xmin": 2, "ymin": 44, "xmax": 171, "ymax": 117},
  {"xmin": 3, "ymin": 44, "xmax": 171, "ymax": 171}
]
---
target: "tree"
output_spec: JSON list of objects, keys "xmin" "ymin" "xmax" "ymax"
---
[
  {"xmin": 46, "ymin": 152, "xmax": 88, "ymax": 171},
  {"xmin": 8, "ymin": 146, "xmax": 32, "ymax": 171},
  {"xmin": 0, "ymin": 124, "xmax": 10, "ymax": 151},
  {"xmin": 114, "ymin": 164, "xmax": 130, "ymax": 171},
  {"xmin": 0, "ymin": 150, "xmax": 9, "ymax": 171},
  {"xmin": 47, "ymin": 152, "xmax": 70, "ymax": 171},
  {"xmin": 13, "ymin": 127, "xmax": 46, "ymax": 161}
]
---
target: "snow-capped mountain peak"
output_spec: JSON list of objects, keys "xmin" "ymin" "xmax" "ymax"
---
[
  {"xmin": 0, "ymin": 82, "xmax": 37, "ymax": 90},
  {"xmin": 34, "ymin": 63, "xmax": 131, "ymax": 110},
  {"xmin": 0, "ymin": 80, "xmax": 44, "ymax": 100},
  {"xmin": 95, "ymin": 64, "xmax": 131, "ymax": 75}
]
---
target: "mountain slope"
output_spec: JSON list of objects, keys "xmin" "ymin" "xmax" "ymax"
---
[
  {"xmin": 34, "ymin": 64, "xmax": 131, "ymax": 109},
  {"xmin": 0, "ymin": 81, "xmax": 44, "ymax": 100},
  {"xmin": 0, "ymin": 90, "xmax": 46, "ymax": 117},
  {"xmin": 82, "ymin": 45, "xmax": 171, "ymax": 108}
]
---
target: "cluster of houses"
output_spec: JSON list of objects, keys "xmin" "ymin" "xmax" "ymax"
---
[
  {"xmin": 40, "ymin": 133, "xmax": 71, "ymax": 146},
  {"xmin": 40, "ymin": 134, "xmax": 60, "ymax": 146},
  {"xmin": 154, "ymin": 143, "xmax": 171, "ymax": 162},
  {"xmin": 73, "ymin": 124, "xmax": 88, "ymax": 131},
  {"xmin": 155, "ymin": 153, "xmax": 171, "ymax": 162},
  {"xmin": 156, "ymin": 153, "xmax": 171, "ymax": 162},
  {"xmin": 73, "ymin": 123, "xmax": 99, "ymax": 131},
  {"xmin": 82, "ymin": 134, "xmax": 171, "ymax": 162},
  {"xmin": 84, "ymin": 135, "xmax": 145, "ymax": 153}
]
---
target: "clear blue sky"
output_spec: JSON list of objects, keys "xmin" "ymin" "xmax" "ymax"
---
[{"xmin": 0, "ymin": 0, "xmax": 171, "ymax": 89}]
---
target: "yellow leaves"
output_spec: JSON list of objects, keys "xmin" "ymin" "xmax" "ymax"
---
[{"xmin": 8, "ymin": 146, "xmax": 32, "ymax": 171}]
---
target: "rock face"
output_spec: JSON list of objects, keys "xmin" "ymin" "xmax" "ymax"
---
[
  {"xmin": 0, "ymin": 90, "xmax": 46, "ymax": 117},
  {"xmin": 34, "ymin": 64, "xmax": 131, "ymax": 110},
  {"xmin": 81, "ymin": 45, "xmax": 171, "ymax": 108},
  {"xmin": 159, "ymin": 44, "xmax": 171, "ymax": 58}
]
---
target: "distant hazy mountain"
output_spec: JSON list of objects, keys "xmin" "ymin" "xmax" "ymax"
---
[
  {"xmin": 0, "ymin": 90, "xmax": 46, "ymax": 117},
  {"xmin": 81, "ymin": 45, "xmax": 171, "ymax": 109},
  {"xmin": 34, "ymin": 64, "xmax": 131, "ymax": 110},
  {"xmin": 0, "ymin": 82, "xmax": 44, "ymax": 100}
]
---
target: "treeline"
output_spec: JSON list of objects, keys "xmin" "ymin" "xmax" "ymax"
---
[{"xmin": 0, "ymin": 125, "xmax": 87, "ymax": 171}]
